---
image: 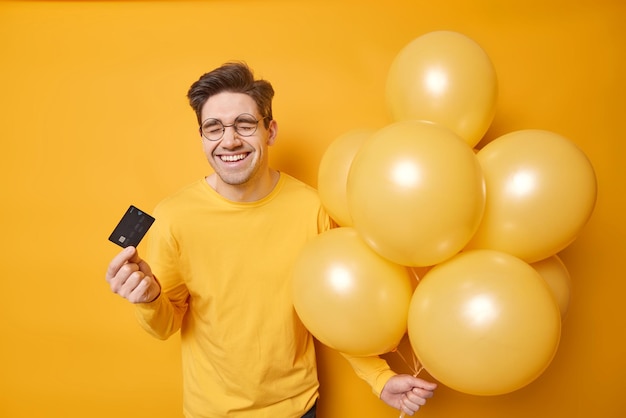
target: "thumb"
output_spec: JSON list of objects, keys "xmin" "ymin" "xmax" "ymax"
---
[
  {"xmin": 413, "ymin": 377, "xmax": 438, "ymax": 391},
  {"xmin": 126, "ymin": 246, "xmax": 153, "ymax": 275},
  {"xmin": 130, "ymin": 247, "xmax": 153, "ymax": 276},
  {"xmin": 126, "ymin": 246, "xmax": 141, "ymax": 263}
]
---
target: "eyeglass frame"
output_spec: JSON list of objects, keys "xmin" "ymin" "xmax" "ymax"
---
[{"xmin": 199, "ymin": 113, "xmax": 270, "ymax": 141}]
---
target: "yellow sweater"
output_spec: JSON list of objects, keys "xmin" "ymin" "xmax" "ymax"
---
[{"xmin": 135, "ymin": 174, "xmax": 394, "ymax": 417}]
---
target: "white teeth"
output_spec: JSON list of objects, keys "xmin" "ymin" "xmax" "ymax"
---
[{"xmin": 220, "ymin": 154, "xmax": 246, "ymax": 162}]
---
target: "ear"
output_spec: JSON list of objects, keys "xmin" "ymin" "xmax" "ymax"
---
[{"xmin": 266, "ymin": 119, "xmax": 278, "ymax": 146}]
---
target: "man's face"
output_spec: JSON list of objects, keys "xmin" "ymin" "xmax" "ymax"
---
[{"xmin": 199, "ymin": 92, "xmax": 277, "ymax": 189}]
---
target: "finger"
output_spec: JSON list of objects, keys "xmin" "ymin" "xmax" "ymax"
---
[
  {"xmin": 400, "ymin": 399, "xmax": 416, "ymax": 416},
  {"xmin": 117, "ymin": 270, "xmax": 146, "ymax": 299},
  {"xmin": 128, "ymin": 276, "xmax": 158, "ymax": 304},
  {"xmin": 109, "ymin": 262, "xmax": 140, "ymax": 293},
  {"xmin": 105, "ymin": 246, "xmax": 137, "ymax": 283},
  {"xmin": 414, "ymin": 378, "xmax": 438, "ymax": 391},
  {"xmin": 411, "ymin": 386, "xmax": 436, "ymax": 400},
  {"xmin": 126, "ymin": 247, "xmax": 153, "ymax": 277},
  {"xmin": 406, "ymin": 390, "xmax": 428, "ymax": 407},
  {"xmin": 137, "ymin": 258, "xmax": 153, "ymax": 277},
  {"xmin": 127, "ymin": 246, "xmax": 144, "ymax": 264}
]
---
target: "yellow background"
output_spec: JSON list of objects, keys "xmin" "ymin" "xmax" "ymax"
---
[{"xmin": 1, "ymin": 0, "xmax": 624, "ymax": 417}]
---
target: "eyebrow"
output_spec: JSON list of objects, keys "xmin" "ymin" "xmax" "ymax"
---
[{"xmin": 202, "ymin": 114, "xmax": 260, "ymax": 123}]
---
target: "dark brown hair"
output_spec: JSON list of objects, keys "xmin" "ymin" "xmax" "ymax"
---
[{"xmin": 187, "ymin": 62, "xmax": 274, "ymax": 128}]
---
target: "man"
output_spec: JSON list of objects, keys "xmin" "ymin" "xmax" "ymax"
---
[{"xmin": 105, "ymin": 62, "xmax": 436, "ymax": 417}]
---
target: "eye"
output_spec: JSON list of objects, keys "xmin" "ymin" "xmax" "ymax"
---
[
  {"xmin": 202, "ymin": 120, "xmax": 223, "ymax": 135},
  {"xmin": 235, "ymin": 119, "xmax": 257, "ymax": 134},
  {"xmin": 237, "ymin": 123, "xmax": 256, "ymax": 133}
]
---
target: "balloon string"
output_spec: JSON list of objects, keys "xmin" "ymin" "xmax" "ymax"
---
[
  {"xmin": 393, "ymin": 348, "xmax": 415, "ymax": 375},
  {"xmin": 408, "ymin": 267, "xmax": 421, "ymax": 283},
  {"xmin": 393, "ymin": 346, "xmax": 421, "ymax": 376},
  {"xmin": 394, "ymin": 347, "xmax": 424, "ymax": 418}
]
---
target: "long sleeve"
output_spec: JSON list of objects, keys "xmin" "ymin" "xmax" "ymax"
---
[
  {"xmin": 134, "ymin": 281, "xmax": 189, "ymax": 340},
  {"xmin": 134, "ymin": 196, "xmax": 190, "ymax": 340},
  {"xmin": 341, "ymin": 353, "xmax": 397, "ymax": 397}
]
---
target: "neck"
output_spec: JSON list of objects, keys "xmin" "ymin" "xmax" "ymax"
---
[{"xmin": 207, "ymin": 170, "xmax": 280, "ymax": 202}]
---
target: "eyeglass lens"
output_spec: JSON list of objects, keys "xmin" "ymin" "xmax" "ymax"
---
[{"xmin": 201, "ymin": 113, "xmax": 264, "ymax": 141}]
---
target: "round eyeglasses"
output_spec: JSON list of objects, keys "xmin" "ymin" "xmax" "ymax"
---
[{"xmin": 199, "ymin": 113, "xmax": 269, "ymax": 141}]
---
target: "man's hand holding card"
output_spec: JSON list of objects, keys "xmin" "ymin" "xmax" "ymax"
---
[
  {"xmin": 106, "ymin": 205, "xmax": 160, "ymax": 304},
  {"xmin": 105, "ymin": 246, "xmax": 161, "ymax": 304}
]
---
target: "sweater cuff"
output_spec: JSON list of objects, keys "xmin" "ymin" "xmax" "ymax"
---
[
  {"xmin": 373, "ymin": 369, "xmax": 398, "ymax": 398},
  {"xmin": 133, "ymin": 293, "xmax": 167, "ymax": 336},
  {"xmin": 341, "ymin": 353, "xmax": 397, "ymax": 397}
]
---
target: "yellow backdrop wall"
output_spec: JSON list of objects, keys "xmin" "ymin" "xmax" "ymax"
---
[{"xmin": 0, "ymin": 1, "xmax": 624, "ymax": 417}]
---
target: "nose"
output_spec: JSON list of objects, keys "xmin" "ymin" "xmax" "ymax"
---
[{"xmin": 219, "ymin": 125, "xmax": 241, "ymax": 147}]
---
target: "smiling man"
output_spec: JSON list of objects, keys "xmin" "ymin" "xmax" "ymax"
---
[
  {"xmin": 197, "ymin": 90, "xmax": 277, "ymax": 201},
  {"xmin": 105, "ymin": 62, "xmax": 436, "ymax": 418}
]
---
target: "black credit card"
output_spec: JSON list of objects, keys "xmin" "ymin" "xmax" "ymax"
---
[{"xmin": 108, "ymin": 205, "xmax": 155, "ymax": 248}]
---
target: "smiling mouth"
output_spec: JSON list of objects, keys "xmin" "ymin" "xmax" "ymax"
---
[{"xmin": 219, "ymin": 153, "xmax": 248, "ymax": 162}]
